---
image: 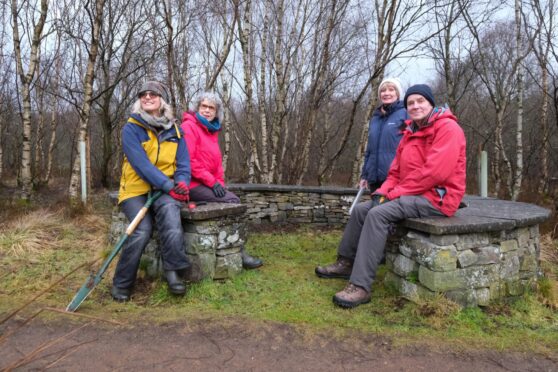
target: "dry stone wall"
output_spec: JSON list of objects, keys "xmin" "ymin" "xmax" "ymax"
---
[{"xmin": 228, "ymin": 184, "xmax": 364, "ymax": 225}]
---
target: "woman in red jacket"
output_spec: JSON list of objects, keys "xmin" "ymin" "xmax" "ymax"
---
[
  {"xmin": 181, "ymin": 92, "xmax": 262, "ymax": 269},
  {"xmin": 315, "ymin": 84, "xmax": 466, "ymax": 308}
]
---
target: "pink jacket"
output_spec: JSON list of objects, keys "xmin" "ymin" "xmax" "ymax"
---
[
  {"xmin": 376, "ymin": 108, "xmax": 466, "ymax": 216},
  {"xmin": 180, "ymin": 111, "xmax": 225, "ymax": 189}
]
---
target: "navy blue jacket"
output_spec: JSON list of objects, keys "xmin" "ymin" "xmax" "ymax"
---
[{"xmin": 361, "ymin": 100, "xmax": 407, "ymax": 186}]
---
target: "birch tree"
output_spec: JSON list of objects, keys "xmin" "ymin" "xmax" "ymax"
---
[
  {"xmin": 68, "ymin": 0, "xmax": 106, "ymax": 203},
  {"xmin": 11, "ymin": 0, "xmax": 48, "ymax": 199}
]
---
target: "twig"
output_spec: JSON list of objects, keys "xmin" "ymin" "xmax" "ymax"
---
[
  {"xmin": 2, "ymin": 322, "xmax": 92, "ymax": 371},
  {"xmin": 0, "ymin": 259, "xmax": 99, "ymax": 325},
  {"xmin": 40, "ymin": 338, "xmax": 98, "ymax": 370},
  {"xmin": 44, "ymin": 307, "xmax": 125, "ymax": 326}
]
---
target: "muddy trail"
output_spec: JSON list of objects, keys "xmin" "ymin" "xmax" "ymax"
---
[{"xmin": 1, "ymin": 316, "xmax": 557, "ymax": 371}]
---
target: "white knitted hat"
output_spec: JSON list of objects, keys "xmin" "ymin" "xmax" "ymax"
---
[{"xmin": 378, "ymin": 77, "xmax": 404, "ymax": 100}]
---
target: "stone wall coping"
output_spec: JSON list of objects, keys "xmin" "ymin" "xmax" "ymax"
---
[
  {"xmin": 404, "ymin": 196, "xmax": 551, "ymax": 235},
  {"xmin": 181, "ymin": 202, "xmax": 247, "ymax": 221},
  {"xmin": 228, "ymin": 183, "xmax": 358, "ymax": 195}
]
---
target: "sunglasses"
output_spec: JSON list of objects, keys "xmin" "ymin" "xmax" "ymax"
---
[{"xmin": 139, "ymin": 91, "xmax": 161, "ymax": 99}]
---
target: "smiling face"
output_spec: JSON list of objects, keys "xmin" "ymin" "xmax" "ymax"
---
[
  {"xmin": 379, "ymin": 83, "xmax": 399, "ymax": 105},
  {"xmin": 406, "ymin": 94, "xmax": 434, "ymax": 122},
  {"xmin": 139, "ymin": 91, "xmax": 162, "ymax": 116},
  {"xmin": 198, "ymin": 99, "xmax": 217, "ymax": 121}
]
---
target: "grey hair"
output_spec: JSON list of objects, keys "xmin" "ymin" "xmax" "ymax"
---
[
  {"xmin": 131, "ymin": 97, "xmax": 175, "ymax": 121},
  {"xmin": 193, "ymin": 91, "xmax": 223, "ymax": 120}
]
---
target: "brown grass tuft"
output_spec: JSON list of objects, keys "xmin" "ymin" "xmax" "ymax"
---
[{"xmin": 0, "ymin": 210, "xmax": 63, "ymax": 257}]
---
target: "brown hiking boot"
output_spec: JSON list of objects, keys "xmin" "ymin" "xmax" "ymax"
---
[
  {"xmin": 333, "ymin": 283, "xmax": 371, "ymax": 308},
  {"xmin": 315, "ymin": 256, "xmax": 353, "ymax": 279}
]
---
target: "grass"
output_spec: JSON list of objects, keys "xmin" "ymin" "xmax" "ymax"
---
[{"xmin": 0, "ymin": 201, "xmax": 557, "ymax": 357}]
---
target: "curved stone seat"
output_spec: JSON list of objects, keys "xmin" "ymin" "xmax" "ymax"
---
[{"xmin": 384, "ymin": 196, "xmax": 551, "ymax": 307}]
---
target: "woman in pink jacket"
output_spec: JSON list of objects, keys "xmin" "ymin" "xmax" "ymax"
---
[
  {"xmin": 316, "ymin": 84, "xmax": 466, "ymax": 308},
  {"xmin": 181, "ymin": 92, "xmax": 262, "ymax": 269}
]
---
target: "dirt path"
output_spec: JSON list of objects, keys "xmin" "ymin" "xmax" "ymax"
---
[{"xmin": 1, "ymin": 317, "xmax": 556, "ymax": 371}]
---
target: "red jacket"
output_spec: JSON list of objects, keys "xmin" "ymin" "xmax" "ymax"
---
[
  {"xmin": 376, "ymin": 108, "xmax": 466, "ymax": 216},
  {"xmin": 180, "ymin": 111, "xmax": 225, "ymax": 189}
]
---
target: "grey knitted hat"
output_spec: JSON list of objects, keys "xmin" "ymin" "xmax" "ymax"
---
[{"xmin": 138, "ymin": 81, "xmax": 169, "ymax": 102}]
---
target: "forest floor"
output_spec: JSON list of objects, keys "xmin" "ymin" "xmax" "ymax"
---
[{"xmin": 0, "ymin": 180, "xmax": 557, "ymax": 371}]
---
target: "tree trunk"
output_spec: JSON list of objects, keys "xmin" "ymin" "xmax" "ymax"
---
[
  {"xmin": 11, "ymin": 0, "xmax": 48, "ymax": 199},
  {"xmin": 68, "ymin": 0, "xmax": 105, "ymax": 203}
]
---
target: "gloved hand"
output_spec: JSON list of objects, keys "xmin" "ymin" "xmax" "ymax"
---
[
  {"xmin": 169, "ymin": 181, "xmax": 189, "ymax": 202},
  {"xmin": 212, "ymin": 182, "xmax": 226, "ymax": 198},
  {"xmin": 173, "ymin": 181, "xmax": 189, "ymax": 195},
  {"xmin": 370, "ymin": 193, "xmax": 387, "ymax": 207}
]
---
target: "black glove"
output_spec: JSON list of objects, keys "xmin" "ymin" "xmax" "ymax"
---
[
  {"xmin": 212, "ymin": 182, "xmax": 226, "ymax": 198},
  {"xmin": 370, "ymin": 194, "xmax": 387, "ymax": 207}
]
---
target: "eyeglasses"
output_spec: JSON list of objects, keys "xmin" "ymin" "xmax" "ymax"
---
[
  {"xmin": 200, "ymin": 103, "xmax": 216, "ymax": 112},
  {"xmin": 139, "ymin": 91, "xmax": 161, "ymax": 99}
]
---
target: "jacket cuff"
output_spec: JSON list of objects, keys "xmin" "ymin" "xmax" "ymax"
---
[{"xmin": 161, "ymin": 180, "xmax": 174, "ymax": 193}]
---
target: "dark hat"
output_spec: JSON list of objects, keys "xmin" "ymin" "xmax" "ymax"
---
[
  {"xmin": 403, "ymin": 84, "xmax": 435, "ymax": 109},
  {"xmin": 138, "ymin": 81, "xmax": 169, "ymax": 102}
]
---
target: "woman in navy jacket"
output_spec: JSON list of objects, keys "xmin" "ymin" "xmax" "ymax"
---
[{"xmin": 360, "ymin": 77, "xmax": 408, "ymax": 192}]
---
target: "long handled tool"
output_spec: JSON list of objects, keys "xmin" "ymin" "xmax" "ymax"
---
[
  {"xmin": 348, "ymin": 187, "xmax": 365, "ymax": 215},
  {"xmin": 66, "ymin": 190, "xmax": 163, "ymax": 312}
]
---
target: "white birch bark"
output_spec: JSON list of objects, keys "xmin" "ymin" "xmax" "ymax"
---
[
  {"xmin": 68, "ymin": 0, "xmax": 105, "ymax": 203},
  {"xmin": 11, "ymin": 0, "xmax": 48, "ymax": 199}
]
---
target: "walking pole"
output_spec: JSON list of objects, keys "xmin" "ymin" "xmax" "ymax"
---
[
  {"xmin": 66, "ymin": 191, "xmax": 163, "ymax": 312},
  {"xmin": 349, "ymin": 187, "xmax": 365, "ymax": 215}
]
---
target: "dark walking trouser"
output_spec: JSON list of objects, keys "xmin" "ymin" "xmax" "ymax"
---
[
  {"xmin": 189, "ymin": 184, "xmax": 240, "ymax": 204},
  {"xmin": 338, "ymin": 195, "xmax": 444, "ymax": 292},
  {"xmin": 113, "ymin": 193, "xmax": 190, "ymax": 289}
]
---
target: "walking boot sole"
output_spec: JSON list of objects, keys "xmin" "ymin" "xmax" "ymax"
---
[
  {"xmin": 332, "ymin": 295, "xmax": 371, "ymax": 308},
  {"xmin": 315, "ymin": 268, "xmax": 350, "ymax": 280},
  {"xmin": 168, "ymin": 286, "xmax": 186, "ymax": 295}
]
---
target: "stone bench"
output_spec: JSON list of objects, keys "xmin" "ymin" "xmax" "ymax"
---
[
  {"xmin": 384, "ymin": 196, "xmax": 551, "ymax": 307},
  {"xmin": 108, "ymin": 193, "xmax": 247, "ymax": 282}
]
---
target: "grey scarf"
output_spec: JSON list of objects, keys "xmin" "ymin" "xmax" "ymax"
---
[{"xmin": 138, "ymin": 110, "xmax": 174, "ymax": 130}]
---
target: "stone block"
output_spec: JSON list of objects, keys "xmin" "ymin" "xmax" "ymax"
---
[
  {"xmin": 506, "ymin": 280, "xmax": 525, "ymax": 296},
  {"xmin": 500, "ymin": 239, "xmax": 518, "ymax": 253},
  {"xmin": 214, "ymin": 253, "xmax": 243, "ymax": 279},
  {"xmin": 455, "ymin": 233, "xmax": 490, "ymax": 251},
  {"xmin": 457, "ymin": 250, "xmax": 477, "ymax": 268},
  {"xmin": 419, "ymin": 264, "xmax": 500, "ymax": 292},
  {"xmin": 445, "ymin": 289, "xmax": 477, "ymax": 307},
  {"xmin": 401, "ymin": 232, "xmax": 456, "ymax": 271},
  {"xmin": 185, "ymin": 233, "xmax": 217, "ymax": 254},
  {"xmin": 393, "ymin": 254, "xmax": 419, "ymax": 278},
  {"xmin": 529, "ymin": 225, "xmax": 540, "ymax": 238},
  {"xmin": 500, "ymin": 255, "xmax": 520, "ymax": 278},
  {"xmin": 519, "ymin": 254, "xmax": 537, "ymax": 273},
  {"xmin": 429, "ymin": 234, "xmax": 459, "ymax": 246},
  {"xmin": 385, "ymin": 252, "xmax": 398, "ymax": 270},
  {"xmin": 185, "ymin": 253, "xmax": 216, "ymax": 282}
]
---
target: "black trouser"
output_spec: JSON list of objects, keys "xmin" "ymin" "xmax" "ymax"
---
[{"xmin": 113, "ymin": 193, "xmax": 189, "ymax": 289}]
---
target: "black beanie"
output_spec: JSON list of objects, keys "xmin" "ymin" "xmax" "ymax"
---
[
  {"xmin": 138, "ymin": 81, "xmax": 169, "ymax": 102},
  {"xmin": 403, "ymin": 84, "xmax": 436, "ymax": 109}
]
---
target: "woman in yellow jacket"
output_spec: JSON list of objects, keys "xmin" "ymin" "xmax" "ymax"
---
[{"xmin": 112, "ymin": 81, "xmax": 191, "ymax": 302}]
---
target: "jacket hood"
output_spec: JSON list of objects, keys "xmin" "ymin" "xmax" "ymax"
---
[{"xmin": 404, "ymin": 106, "xmax": 458, "ymax": 129}]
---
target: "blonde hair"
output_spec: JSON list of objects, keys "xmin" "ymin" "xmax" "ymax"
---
[{"xmin": 131, "ymin": 97, "xmax": 175, "ymax": 121}]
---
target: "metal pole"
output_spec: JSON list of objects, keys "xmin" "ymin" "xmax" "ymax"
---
[
  {"xmin": 80, "ymin": 141, "xmax": 87, "ymax": 204},
  {"xmin": 480, "ymin": 150, "xmax": 488, "ymax": 197}
]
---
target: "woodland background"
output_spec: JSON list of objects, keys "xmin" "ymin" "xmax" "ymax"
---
[{"xmin": 2, "ymin": 0, "xmax": 558, "ymax": 203}]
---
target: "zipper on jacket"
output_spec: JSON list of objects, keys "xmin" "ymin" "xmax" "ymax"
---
[{"xmin": 435, "ymin": 187, "xmax": 446, "ymax": 206}]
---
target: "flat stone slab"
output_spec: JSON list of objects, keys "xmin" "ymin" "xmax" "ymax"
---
[
  {"xmin": 181, "ymin": 203, "xmax": 247, "ymax": 221},
  {"xmin": 403, "ymin": 196, "xmax": 551, "ymax": 235}
]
